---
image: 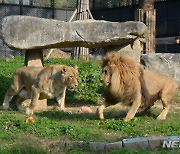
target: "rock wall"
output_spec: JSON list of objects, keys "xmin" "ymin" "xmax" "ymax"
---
[{"xmin": 141, "ymin": 53, "xmax": 180, "ymax": 82}]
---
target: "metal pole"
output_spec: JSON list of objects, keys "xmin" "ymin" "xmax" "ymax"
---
[
  {"xmin": 19, "ymin": 0, "xmax": 23, "ymax": 15},
  {"xmin": 93, "ymin": 0, "xmax": 95, "ymax": 9},
  {"xmin": 51, "ymin": 0, "xmax": 54, "ymax": 19},
  {"xmin": 30, "ymin": 0, "xmax": 33, "ymax": 6}
]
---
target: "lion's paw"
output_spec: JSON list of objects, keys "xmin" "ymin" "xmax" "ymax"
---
[
  {"xmin": 156, "ymin": 115, "xmax": 166, "ymax": 120},
  {"xmin": 1, "ymin": 104, "xmax": 9, "ymax": 110},
  {"xmin": 96, "ymin": 110, "xmax": 104, "ymax": 120},
  {"xmin": 97, "ymin": 114, "xmax": 104, "ymax": 120},
  {"xmin": 59, "ymin": 108, "xmax": 65, "ymax": 112},
  {"xmin": 26, "ymin": 108, "xmax": 34, "ymax": 115},
  {"xmin": 124, "ymin": 117, "xmax": 132, "ymax": 122}
]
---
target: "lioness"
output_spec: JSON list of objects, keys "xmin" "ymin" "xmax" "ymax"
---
[
  {"xmin": 2, "ymin": 65, "xmax": 78, "ymax": 114},
  {"xmin": 97, "ymin": 52, "xmax": 180, "ymax": 121}
]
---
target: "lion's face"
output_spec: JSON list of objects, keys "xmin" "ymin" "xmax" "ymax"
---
[
  {"xmin": 101, "ymin": 66, "xmax": 112, "ymax": 87},
  {"xmin": 61, "ymin": 66, "xmax": 78, "ymax": 90}
]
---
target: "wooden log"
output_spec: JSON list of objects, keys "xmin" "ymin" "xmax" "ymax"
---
[
  {"xmin": 69, "ymin": 0, "xmax": 92, "ymax": 60},
  {"xmin": 134, "ymin": 9, "xmax": 156, "ymax": 53}
]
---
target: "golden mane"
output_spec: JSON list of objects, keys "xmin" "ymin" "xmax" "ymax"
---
[{"xmin": 102, "ymin": 52, "xmax": 141, "ymax": 105}]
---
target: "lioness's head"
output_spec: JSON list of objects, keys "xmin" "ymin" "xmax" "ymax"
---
[{"xmin": 61, "ymin": 66, "xmax": 78, "ymax": 90}]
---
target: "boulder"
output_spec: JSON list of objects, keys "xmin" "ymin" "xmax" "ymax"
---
[
  {"xmin": 2, "ymin": 15, "xmax": 148, "ymax": 50},
  {"xmin": 105, "ymin": 39, "xmax": 143, "ymax": 62},
  {"xmin": 140, "ymin": 53, "xmax": 180, "ymax": 82}
]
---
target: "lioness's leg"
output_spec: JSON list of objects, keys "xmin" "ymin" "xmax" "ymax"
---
[
  {"xmin": 157, "ymin": 94, "xmax": 169, "ymax": 120},
  {"xmin": 16, "ymin": 97, "xmax": 26, "ymax": 111},
  {"xmin": 141, "ymin": 101, "xmax": 154, "ymax": 112},
  {"xmin": 2, "ymin": 74, "xmax": 22, "ymax": 110},
  {"xmin": 2, "ymin": 86, "xmax": 18, "ymax": 110},
  {"xmin": 97, "ymin": 104, "xmax": 106, "ymax": 120},
  {"xmin": 56, "ymin": 88, "xmax": 66, "ymax": 111},
  {"xmin": 26, "ymin": 86, "xmax": 40, "ymax": 115},
  {"xmin": 124, "ymin": 91, "xmax": 141, "ymax": 122}
]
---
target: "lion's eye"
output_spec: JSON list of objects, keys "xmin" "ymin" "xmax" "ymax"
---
[{"xmin": 103, "ymin": 70, "xmax": 107, "ymax": 74}]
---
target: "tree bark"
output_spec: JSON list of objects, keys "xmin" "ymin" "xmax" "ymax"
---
[
  {"xmin": 136, "ymin": 0, "xmax": 156, "ymax": 53},
  {"xmin": 70, "ymin": 0, "xmax": 93, "ymax": 60},
  {"xmin": 138, "ymin": 0, "xmax": 155, "ymax": 11}
]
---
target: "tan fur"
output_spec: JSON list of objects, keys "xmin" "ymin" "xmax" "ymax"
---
[
  {"xmin": 78, "ymin": 106, "xmax": 92, "ymax": 113},
  {"xmin": 2, "ymin": 65, "xmax": 78, "ymax": 114},
  {"xmin": 97, "ymin": 52, "xmax": 179, "ymax": 121},
  {"xmin": 98, "ymin": 52, "xmax": 141, "ymax": 122},
  {"xmin": 140, "ymin": 69, "xmax": 179, "ymax": 120}
]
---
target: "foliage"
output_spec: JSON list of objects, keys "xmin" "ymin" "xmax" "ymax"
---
[
  {"xmin": 0, "ymin": 145, "xmax": 46, "ymax": 154},
  {"xmin": 32, "ymin": 0, "xmax": 51, "ymax": 7},
  {"xmin": 90, "ymin": 0, "xmax": 134, "ymax": 9},
  {"xmin": 22, "ymin": 0, "xmax": 134, "ymax": 8},
  {"xmin": 32, "ymin": 0, "xmax": 77, "ymax": 8},
  {"xmin": 54, "ymin": 0, "xmax": 76, "ymax": 8}
]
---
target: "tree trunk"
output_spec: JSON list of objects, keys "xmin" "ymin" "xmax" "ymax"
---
[
  {"xmin": 135, "ymin": 0, "xmax": 156, "ymax": 53},
  {"xmin": 69, "ymin": 0, "xmax": 93, "ymax": 60},
  {"xmin": 138, "ymin": 0, "xmax": 155, "ymax": 12}
]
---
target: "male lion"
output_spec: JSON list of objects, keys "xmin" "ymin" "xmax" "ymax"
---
[
  {"xmin": 2, "ymin": 65, "xmax": 78, "ymax": 115},
  {"xmin": 97, "ymin": 52, "xmax": 180, "ymax": 121}
]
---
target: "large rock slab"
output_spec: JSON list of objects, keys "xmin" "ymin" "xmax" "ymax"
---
[
  {"xmin": 2, "ymin": 15, "xmax": 147, "ymax": 51},
  {"xmin": 140, "ymin": 53, "xmax": 180, "ymax": 82},
  {"xmin": 105, "ymin": 38, "xmax": 143, "ymax": 62}
]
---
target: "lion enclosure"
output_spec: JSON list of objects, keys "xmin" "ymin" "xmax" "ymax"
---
[
  {"xmin": 0, "ymin": 0, "xmax": 180, "ymax": 153},
  {"xmin": 0, "ymin": 57, "xmax": 179, "ymax": 153}
]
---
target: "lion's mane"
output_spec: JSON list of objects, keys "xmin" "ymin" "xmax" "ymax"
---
[{"xmin": 102, "ymin": 52, "xmax": 141, "ymax": 106}]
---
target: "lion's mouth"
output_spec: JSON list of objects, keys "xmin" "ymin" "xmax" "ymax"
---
[
  {"xmin": 104, "ymin": 82, "xmax": 110, "ymax": 87},
  {"xmin": 67, "ymin": 86, "xmax": 75, "ymax": 91}
]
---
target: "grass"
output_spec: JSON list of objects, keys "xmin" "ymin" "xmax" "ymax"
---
[{"xmin": 0, "ymin": 57, "xmax": 179, "ymax": 153}]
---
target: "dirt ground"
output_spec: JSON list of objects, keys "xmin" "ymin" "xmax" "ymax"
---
[{"xmin": 47, "ymin": 100, "xmax": 180, "ymax": 115}]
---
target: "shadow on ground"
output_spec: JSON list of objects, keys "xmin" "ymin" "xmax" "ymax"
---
[{"xmin": 36, "ymin": 106, "xmax": 157, "ymax": 122}]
